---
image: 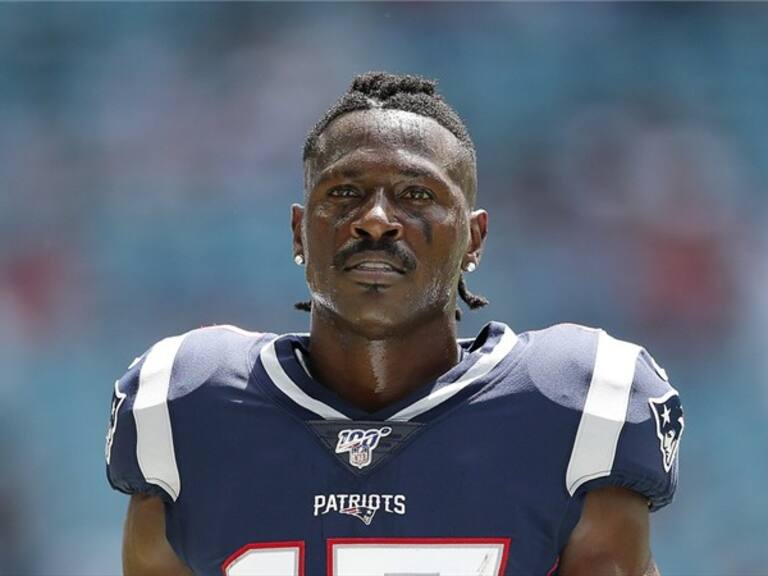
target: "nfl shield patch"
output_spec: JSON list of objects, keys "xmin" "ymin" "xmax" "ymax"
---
[
  {"xmin": 648, "ymin": 390, "xmax": 684, "ymax": 473},
  {"xmin": 307, "ymin": 420, "xmax": 422, "ymax": 474},
  {"xmin": 335, "ymin": 427, "xmax": 392, "ymax": 470}
]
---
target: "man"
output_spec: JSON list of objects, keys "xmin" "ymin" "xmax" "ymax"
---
[{"xmin": 106, "ymin": 73, "xmax": 683, "ymax": 575}]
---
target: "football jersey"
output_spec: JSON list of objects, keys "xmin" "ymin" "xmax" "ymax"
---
[{"xmin": 105, "ymin": 321, "xmax": 683, "ymax": 576}]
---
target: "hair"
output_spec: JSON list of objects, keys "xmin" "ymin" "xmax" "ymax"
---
[
  {"xmin": 297, "ymin": 72, "xmax": 488, "ymax": 320},
  {"xmin": 304, "ymin": 72, "xmax": 475, "ymax": 163}
]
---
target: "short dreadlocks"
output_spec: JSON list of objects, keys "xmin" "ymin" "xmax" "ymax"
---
[{"xmin": 297, "ymin": 72, "xmax": 488, "ymax": 319}]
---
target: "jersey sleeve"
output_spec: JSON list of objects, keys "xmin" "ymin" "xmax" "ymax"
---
[
  {"xmin": 105, "ymin": 325, "xmax": 270, "ymax": 503},
  {"xmin": 104, "ymin": 336, "xmax": 186, "ymax": 503},
  {"xmin": 566, "ymin": 332, "xmax": 684, "ymax": 511}
]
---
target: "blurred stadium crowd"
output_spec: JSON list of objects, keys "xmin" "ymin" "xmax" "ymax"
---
[{"xmin": 1, "ymin": 3, "xmax": 766, "ymax": 574}]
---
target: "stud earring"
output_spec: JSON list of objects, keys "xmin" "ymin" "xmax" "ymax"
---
[
  {"xmin": 464, "ymin": 262, "xmax": 477, "ymax": 273},
  {"xmin": 294, "ymin": 254, "xmax": 305, "ymax": 266}
]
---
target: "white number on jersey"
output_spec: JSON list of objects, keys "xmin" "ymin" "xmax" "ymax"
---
[{"xmin": 223, "ymin": 538, "xmax": 510, "ymax": 576}]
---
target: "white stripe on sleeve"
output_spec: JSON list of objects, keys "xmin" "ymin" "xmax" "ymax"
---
[
  {"xmin": 134, "ymin": 334, "xmax": 186, "ymax": 501},
  {"xmin": 566, "ymin": 330, "xmax": 641, "ymax": 496}
]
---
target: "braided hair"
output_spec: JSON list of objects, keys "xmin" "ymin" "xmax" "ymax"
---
[{"xmin": 298, "ymin": 72, "xmax": 489, "ymax": 320}]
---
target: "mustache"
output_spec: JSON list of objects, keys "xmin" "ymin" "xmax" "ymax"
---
[{"xmin": 333, "ymin": 238, "xmax": 417, "ymax": 272}]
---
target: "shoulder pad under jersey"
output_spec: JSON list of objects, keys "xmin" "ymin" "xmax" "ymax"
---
[
  {"xmin": 105, "ymin": 325, "xmax": 270, "ymax": 501},
  {"xmin": 524, "ymin": 323, "xmax": 683, "ymax": 511}
]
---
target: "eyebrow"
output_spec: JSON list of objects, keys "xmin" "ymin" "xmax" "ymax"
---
[
  {"xmin": 399, "ymin": 167, "xmax": 436, "ymax": 180},
  {"xmin": 316, "ymin": 165, "xmax": 445, "ymax": 185}
]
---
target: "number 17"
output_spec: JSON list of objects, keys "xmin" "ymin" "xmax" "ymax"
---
[{"xmin": 223, "ymin": 537, "xmax": 511, "ymax": 576}]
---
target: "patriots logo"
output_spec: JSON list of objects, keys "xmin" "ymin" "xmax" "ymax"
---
[
  {"xmin": 335, "ymin": 427, "xmax": 392, "ymax": 469},
  {"xmin": 105, "ymin": 380, "xmax": 127, "ymax": 464},
  {"xmin": 340, "ymin": 505, "xmax": 377, "ymax": 526},
  {"xmin": 649, "ymin": 391, "xmax": 684, "ymax": 473}
]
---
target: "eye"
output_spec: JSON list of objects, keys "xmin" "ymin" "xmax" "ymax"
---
[
  {"xmin": 400, "ymin": 187, "xmax": 434, "ymax": 202},
  {"xmin": 328, "ymin": 186, "xmax": 361, "ymax": 198}
]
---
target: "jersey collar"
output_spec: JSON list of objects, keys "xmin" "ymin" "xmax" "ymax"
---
[{"xmin": 257, "ymin": 321, "xmax": 518, "ymax": 423}]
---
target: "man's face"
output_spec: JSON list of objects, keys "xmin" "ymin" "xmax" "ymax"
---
[{"xmin": 293, "ymin": 109, "xmax": 486, "ymax": 337}]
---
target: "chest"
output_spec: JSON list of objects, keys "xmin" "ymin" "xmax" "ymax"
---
[{"xmin": 168, "ymin": 391, "xmax": 577, "ymax": 575}]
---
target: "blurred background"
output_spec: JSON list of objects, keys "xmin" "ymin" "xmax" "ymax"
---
[{"xmin": 1, "ymin": 3, "xmax": 766, "ymax": 574}]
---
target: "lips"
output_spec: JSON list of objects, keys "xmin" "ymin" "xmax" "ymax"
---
[
  {"xmin": 348, "ymin": 261, "xmax": 402, "ymax": 273},
  {"xmin": 343, "ymin": 253, "xmax": 405, "ymax": 274}
]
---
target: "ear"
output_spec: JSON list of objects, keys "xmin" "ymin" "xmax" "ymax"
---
[
  {"xmin": 464, "ymin": 209, "xmax": 488, "ymax": 269},
  {"xmin": 291, "ymin": 203, "xmax": 305, "ymax": 258}
]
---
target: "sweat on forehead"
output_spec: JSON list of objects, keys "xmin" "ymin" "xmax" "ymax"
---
[{"xmin": 305, "ymin": 109, "xmax": 477, "ymax": 202}]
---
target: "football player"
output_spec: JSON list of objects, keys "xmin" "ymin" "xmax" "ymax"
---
[{"xmin": 106, "ymin": 73, "xmax": 683, "ymax": 575}]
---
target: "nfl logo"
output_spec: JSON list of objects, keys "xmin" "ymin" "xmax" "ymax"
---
[
  {"xmin": 335, "ymin": 426, "xmax": 392, "ymax": 470},
  {"xmin": 350, "ymin": 444, "xmax": 371, "ymax": 468}
]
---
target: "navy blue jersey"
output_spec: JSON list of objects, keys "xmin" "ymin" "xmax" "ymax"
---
[{"xmin": 106, "ymin": 322, "xmax": 683, "ymax": 575}]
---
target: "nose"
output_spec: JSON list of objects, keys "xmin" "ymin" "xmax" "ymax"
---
[{"xmin": 351, "ymin": 190, "xmax": 403, "ymax": 241}]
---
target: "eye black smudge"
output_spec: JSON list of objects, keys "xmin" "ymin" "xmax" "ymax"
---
[{"xmin": 417, "ymin": 216, "xmax": 433, "ymax": 244}]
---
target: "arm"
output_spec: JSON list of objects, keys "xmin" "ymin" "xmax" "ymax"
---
[
  {"xmin": 123, "ymin": 494, "xmax": 192, "ymax": 576},
  {"xmin": 559, "ymin": 486, "xmax": 659, "ymax": 576}
]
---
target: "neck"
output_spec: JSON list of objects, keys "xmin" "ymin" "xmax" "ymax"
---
[{"xmin": 307, "ymin": 308, "xmax": 459, "ymax": 413}]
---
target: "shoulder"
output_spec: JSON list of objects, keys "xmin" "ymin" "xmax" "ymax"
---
[
  {"xmin": 105, "ymin": 324, "xmax": 276, "ymax": 501},
  {"xmin": 522, "ymin": 323, "xmax": 601, "ymax": 398},
  {"xmin": 513, "ymin": 322, "xmax": 682, "ymax": 510},
  {"xmin": 519, "ymin": 322, "xmax": 677, "ymax": 417},
  {"xmin": 165, "ymin": 324, "xmax": 273, "ymax": 399},
  {"xmin": 130, "ymin": 324, "xmax": 275, "ymax": 401}
]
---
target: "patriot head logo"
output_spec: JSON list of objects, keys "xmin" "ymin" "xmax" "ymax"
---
[
  {"xmin": 335, "ymin": 426, "xmax": 392, "ymax": 469},
  {"xmin": 340, "ymin": 505, "xmax": 378, "ymax": 526},
  {"xmin": 649, "ymin": 391, "xmax": 684, "ymax": 473},
  {"xmin": 105, "ymin": 380, "xmax": 127, "ymax": 465}
]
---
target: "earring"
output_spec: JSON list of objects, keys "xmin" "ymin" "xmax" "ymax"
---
[
  {"xmin": 294, "ymin": 254, "xmax": 305, "ymax": 266},
  {"xmin": 464, "ymin": 262, "xmax": 477, "ymax": 273}
]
